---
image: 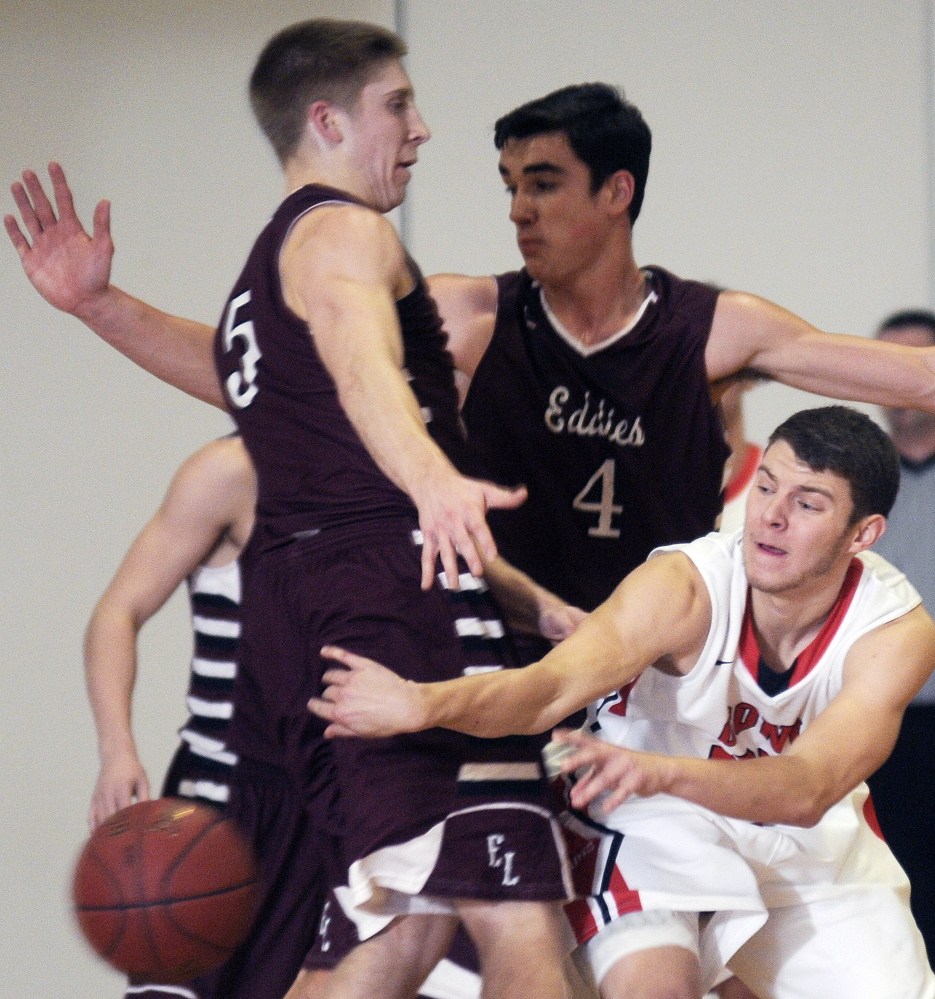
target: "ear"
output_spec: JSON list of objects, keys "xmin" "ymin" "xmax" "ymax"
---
[
  {"xmin": 848, "ymin": 513, "xmax": 887, "ymax": 554},
  {"xmin": 307, "ymin": 99, "xmax": 344, "ymax": 145},
  {"xmin": 603, "ymin": 169, "xmax": 635, "ymax": 219}
]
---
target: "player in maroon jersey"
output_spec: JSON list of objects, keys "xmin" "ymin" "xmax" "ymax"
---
[{"xmin": 6, "ymin": 20, "xmax": 577, "ymax": 999}]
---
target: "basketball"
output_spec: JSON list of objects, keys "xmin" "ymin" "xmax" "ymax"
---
[{"xmin": 72, "ymin": 798, "xmax": 261, "ymax": 983}]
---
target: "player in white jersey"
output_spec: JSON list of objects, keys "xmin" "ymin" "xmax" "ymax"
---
[{"xmin": 310, "ymin": 406, "xmax": 935, "ymax": 999}]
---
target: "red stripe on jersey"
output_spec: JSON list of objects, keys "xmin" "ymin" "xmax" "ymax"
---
[
  {"xmin": 789, "ymin": 559, "xmax": 863, "ymax": 685},
  {"xmin": 738, "ymin": 559, "xmax": 864, "ymax": 688},
  {"xmin": 724, "ymin": 444, "xmax": 763, "ymax": 503},
  {"xmin": 863, "ymin": 793, "xmax": 886, "ymax": 841}
]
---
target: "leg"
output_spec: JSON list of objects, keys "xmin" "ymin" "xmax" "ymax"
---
[
  {"xmin": 713, "ymin": 977, "xmax": 759, "ymax": 999},
  {"xmin": 456, "ymin": 900, "xmax": 567, "ymax": 999},
  {"xmin": 318, "ymin": 915, "xmax": 458, "ymax": 999},
  {"xmin": 599, "ymin": 947, "xmax": 701, "ymax": 999},
  {"xmin": 575, "ymin": 910, "xmax": 705, "ymax": 999}
]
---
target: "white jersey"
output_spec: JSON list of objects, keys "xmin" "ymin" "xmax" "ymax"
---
[{"xmin": 564, "ymin": 530, "xmax": 921, "ymax": 978}]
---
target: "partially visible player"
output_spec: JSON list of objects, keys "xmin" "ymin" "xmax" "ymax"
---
[
  {"xmin": 717, "ymin": 378, "xmax": 762, "ymax": 535},
  {"xmin": 84, "ymin": 434, "xmax": 334, "ymax": 999},
  {"xmin": 311, "ymin": 407, "xmax": 935, "ymax": 999}
]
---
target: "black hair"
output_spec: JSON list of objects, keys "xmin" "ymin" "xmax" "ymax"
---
[
  {"xmin": 493, "ymin": 83, "xmax": 652, "ymax": 223},
  {"xmin": 876, "ymin": 309, "xmax": 935, "ymax": 343},
  {"xmin": 767, "ymin": 406, "xmax": 900, "ymax": 522}
]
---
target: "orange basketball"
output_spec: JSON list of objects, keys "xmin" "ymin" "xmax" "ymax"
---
[{"xmin": 72, "ymin": 798, "xmax": 261, "ymax": 983}]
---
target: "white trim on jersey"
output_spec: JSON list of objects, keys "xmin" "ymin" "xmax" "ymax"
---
[
  {"xmin": 177, "ymin": 778, "xmax": 230, "ymax": 804},
  {"xmin": 191, "ymin": 615, "xmax": 241, "ymax": 639},
  {"xmin": 179, "ymin": 729, "xmax": 239, "ymax": 766},
  {"xmin": 191, "ymin": 655, "xmax": 237, "ymax": 679},
  {"xmin": 186, "ymin": 695, "xmax": 234, "ymax": 720},
  {"xmin": 189, "ymin": 558, "xmax": 241, "ymax": 603},
  {"xmin": 125, "ymin": 986, "xmax": 198, "ymax": 998},
  {"xmin": 538, "ymin": 278, "xmax": 659, "ymax": 358},
  {"xmin": 454, "ymin": 617, "xmax": 505, "ymax": 639}
]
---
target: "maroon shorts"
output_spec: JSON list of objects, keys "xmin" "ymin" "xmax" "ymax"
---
[
  {"xmin": 126, "ymin": 757, "xmax": 330, "ymax": 999},
  {"xmin": 242, "ymin": 518, "xmax": 571, "ymax": 908}
]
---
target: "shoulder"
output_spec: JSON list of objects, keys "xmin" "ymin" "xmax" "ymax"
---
[
  {"xmin": 284, "ymin": 201, "xmax": 406, "ymax": 278},
  {"xmin": 426, "ymin": 273, "xmax": 500, "ymax": 376},
  {"xmin": 163, "ymin": 438, "xmax": 256, "ymax": 538}
]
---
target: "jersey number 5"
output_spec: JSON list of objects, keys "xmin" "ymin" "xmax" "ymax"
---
[
  {"xmin": 223, "ymin": 290, "xmax": 261, "ymax": 409},
  {"xmin": 573, "ymin": 459, "xmax": 623, "ymax": 538}
]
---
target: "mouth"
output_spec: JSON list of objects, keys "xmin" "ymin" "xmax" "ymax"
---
[{"xmin": 754, "ymin": 541, "xmax": 787, "ymax": 557}]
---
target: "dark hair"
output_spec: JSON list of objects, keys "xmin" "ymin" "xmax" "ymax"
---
[
  {"xmin": 493, "ymin": 83, "xmax": 652, "ymax": 223},
  {"xmin": 876, "ymin": 309, "xmax": 935, "ymax": 344},
  {"xmin": 249, "ymin": 19, "xmax": 406, "ymax": 165},
  {"xmin": 767, "ymin": 406, "xmax": 900, "ymax": 522}
]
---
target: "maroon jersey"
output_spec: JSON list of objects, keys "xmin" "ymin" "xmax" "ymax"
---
[
  {"xmin": 214, "ymin": 184, "xmax": 467, "ymax": 552},
  {"xmin": 462, "ymin": 266, "xmax": 728, "ymax": 611}
]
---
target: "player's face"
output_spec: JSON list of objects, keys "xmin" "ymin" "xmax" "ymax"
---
[
  {"xmin": 343, "ymin": 60, "xmax": 430, "ymax": 213},
  {"xmin": 742, "ymin": 440, "xmax": 865, "ymax": 596},
  {"xmin": 498, "ymin": 132, "xmax": 619, "ymax": 285}
]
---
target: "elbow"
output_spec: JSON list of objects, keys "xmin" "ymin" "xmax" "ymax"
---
[{"xmin": 776, "ymin": 788, "xmax": 835, "ymax": 828}]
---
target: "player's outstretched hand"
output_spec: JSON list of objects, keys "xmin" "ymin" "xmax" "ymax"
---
[
  {"xmin": 414, "ymin": 468, "xmax": 527, "ymax": 591},
  {"xmin": 5, "ymin": 162, "xmax": 113, "ymax": 317},
  {"xmin": 89, "ymin": 751, "xmax": 151, "ymax": 831},
  {"xmin": 550, "ymin": 728, "xmax": 671, "ymax": 813},
  {"xmin": 309, "ymin": 645, "xmax": 428, "ymax": 738}
]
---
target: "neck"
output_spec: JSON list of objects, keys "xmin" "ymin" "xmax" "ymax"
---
[
  {"xmin": 283, "ymin": 156, "xmax": 373, "ymax": 208},
  {"xmin": 749, "ymin": 561, "xmax": 851, "ymax": 672},
  {"xmin": 539, "ymin": 243, "xmax": 646, "ymax": 348}
]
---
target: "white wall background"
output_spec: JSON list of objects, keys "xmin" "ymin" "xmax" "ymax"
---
[
  {"xmin": 0, "ymin": 2, "xmax": 392, "ymax": 996},
  {"xmin": 1, "ymin": 1, "xmax": 932, "ymax": 995},
  {"xmin": 404, "ymin": 0, "xmax": 933, "ymax": 443}
]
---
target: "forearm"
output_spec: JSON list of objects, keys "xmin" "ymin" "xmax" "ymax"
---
[
  {"xmin": 84, "ymin": 605, "xmax": 140, "ymax": 762},
  {"xmin": 484, "ymin": 557, "xmax": 549, "ymax": 634},
  {"xmin": 76, "ymin": 286, "xmax": 224, "ymax": 408},
  {"xmin": 335, "ymin": 349, "xmax": 456, "ymax": 500},
  {"xmin": 660, "ymin": 753, "xmax": 833, "ymax": 827}
]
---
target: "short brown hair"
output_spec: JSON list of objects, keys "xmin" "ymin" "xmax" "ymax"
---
[{"xmin": 249, "ymin": 19, "xmax": 406, "ymax": 165}]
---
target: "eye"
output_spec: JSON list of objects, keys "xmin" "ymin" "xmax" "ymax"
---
[{"xmin": 533, "ymin": 179, "xmax": 557, "ymax": 193}]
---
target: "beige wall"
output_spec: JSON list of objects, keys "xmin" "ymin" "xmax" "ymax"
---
[
  {"xmin": 404, "ymin": 0, "xmax": 932, "ymax": 443},
  {"xmin": 0, "ymin": 3, "xmax": 392, "ymax": 995},
  {"xmin": 1, "ymin": 0, "xmax": 933, "ymax": 995}
]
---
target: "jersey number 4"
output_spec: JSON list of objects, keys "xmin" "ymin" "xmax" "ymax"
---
[
  {"xmin": 573, "ymin": 459, "xmax": 623, "ymax": 538},
  {"xmin": 223, "ymin": 290, "xmax": 261, "ymax": 409}
]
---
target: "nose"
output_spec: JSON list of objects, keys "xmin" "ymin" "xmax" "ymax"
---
[
  {"xmin": 509, "ymin": 190, "xmax": 534, "ymax": 226},
  {"xmin": 409, "ymin": 107, "xmax": 430, "ymax": 145},
  {"xmin": 759, "ymin": 492, "xmax": 787, "ymax": 529}
]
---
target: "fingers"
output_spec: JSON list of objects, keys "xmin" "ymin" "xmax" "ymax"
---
[
  {"xmin": 320, "ymin": 645, "xmax": 374, "ymax": 670},
  {"xmin": 437, "ymin": 532, "xmax": 463, "ymax": 589},
  {"xmin": 48, "ymin": 161, "xmax": 77, "ymax": 221},
  {"xmin": 10, "ymin": 179, "xmax": 43, "ymax": 241},
  {"xmin": 308, "ymin": 696, "xmax": 336, "ymax": 721},
  {"xmin": 483, "ymin": 482, "xmax": 528, "ymax": 511},
  {"xmin": 21, "ymin": 168, "xmax": 57, "ymax": 229},
  {"xmin": 421, "ymin": 531, "xmax": 439, "ymax": 590},
  {"xmin": 3, "ymin": 213, "xmax": 29, "ymax": 259},
  {"xmin": 92, "ymin": 198, "xmax": 111, "ymax": 241}
]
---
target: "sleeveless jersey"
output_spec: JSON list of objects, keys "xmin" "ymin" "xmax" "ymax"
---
[
  {"xmin": 563, "ymin": 531, "xmax": 921, "ymax": 969},
  {"xmin": 462, "ymin": 267, "xmax": 728, "ymax": 611},
  {"xmin": 178, "ymin": 558, "xmax": 240, "ymax": 770},
  {"xmin": 213, "ymin": 184, "xmax": 468, "ymax": 551}
]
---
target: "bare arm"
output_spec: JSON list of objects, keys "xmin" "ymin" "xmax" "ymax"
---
[
  {"xmin": 484, "ymin": 556, "xmax": 587, "ymax": 642},
  {"xmin": 707, "ymin": 291, "xmax": 935, "ymax": 411},
  {"xmin": 282, "ymin": 206, "xmax": 523, "ymax": 588},
  {"xmin": 561, "ymin": 604, "xmax": 935, "ymax": 826},
  {"xmin": 309, "ymin": 552, "xmax": 710, "ymax": 738},
  {"xmin": 426, "ymin": 272, "xmax": 498, "ymax": 379},
  {"xmin": 84, "ymin": 439, "xmax": 255, "ymax": 829},
  {"xmin": 5, "ymin": 163, "xmax": 224, "ymax": 407}
]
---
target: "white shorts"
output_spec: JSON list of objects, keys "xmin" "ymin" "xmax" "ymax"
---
[{"xmin": 727, "ymin": 886, "xmax": 935, "ymax": 999}]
